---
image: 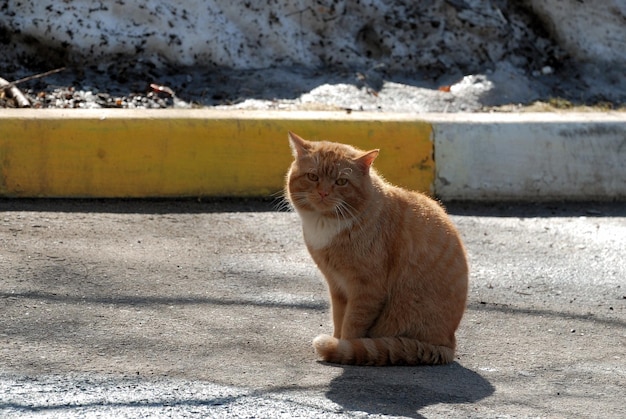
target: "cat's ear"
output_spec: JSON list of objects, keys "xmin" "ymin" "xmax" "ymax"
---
[
  {"xmin": 288, "ymin": 131, "xmax": 312, "ymax": 159},
  {"xmin": 355, "ymin": 149, "xmax": 379, "ymax": 173}
]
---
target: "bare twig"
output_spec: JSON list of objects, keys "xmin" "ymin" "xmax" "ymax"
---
[
  {"xmin": 0, "ymin": 67, "xmax": 66, "ymax": 109},
  {"xmin": 0, "ymin": 67, "xmax": 66, "ymax": 91},
  {"xmin": 0, "ymin": 77, "xmax": 30, "ymax": 108}
]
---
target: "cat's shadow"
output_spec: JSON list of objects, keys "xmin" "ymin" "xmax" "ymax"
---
[{"xmin": 324, "ymin": 362, "xmax": 494, "ymax": 418}]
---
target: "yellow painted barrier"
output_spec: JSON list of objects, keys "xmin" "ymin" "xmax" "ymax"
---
[{"xmin": 0, "ymin": 110, "xmax": 433, "ymax": 198}]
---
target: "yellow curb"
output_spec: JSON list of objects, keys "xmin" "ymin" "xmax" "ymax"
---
[{"xmin": 0, "ymin": 110, "xmax": 434, "ymax": 198}]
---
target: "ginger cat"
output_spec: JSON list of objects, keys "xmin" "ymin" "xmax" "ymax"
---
[{"xmin": 286, "ymin": 132, "xmax": 468, "ymax": 366}]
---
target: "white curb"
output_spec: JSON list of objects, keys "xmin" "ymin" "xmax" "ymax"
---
[{"xmin": 431, "ymin": 113, "xmax": 626, "ymax": 201}]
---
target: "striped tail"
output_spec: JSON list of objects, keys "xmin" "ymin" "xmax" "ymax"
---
[{"xmin": 313, "ymin": 334, "xmax": 455, "ymax": 366}]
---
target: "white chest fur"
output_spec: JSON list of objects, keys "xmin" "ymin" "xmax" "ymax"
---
[{"xmin": 297, "ymin": 210, "xmax": 352, "ymax": 250}]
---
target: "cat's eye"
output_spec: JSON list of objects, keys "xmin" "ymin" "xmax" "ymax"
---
[
  {"xmin": 306, "ymin": 173, "xmax": 319, "ymax": 182},
  {"xmin": 335, "ymin": 178, "xmax": 348, "ymax": 186}
]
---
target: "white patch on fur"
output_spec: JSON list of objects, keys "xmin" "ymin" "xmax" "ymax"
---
[
  {"xmin": 297, "ymin": 209, "xmax": 353, "ymax": 250},
  {"xmin": 312, "ymin": 334, "xmax": 335, "ymax": 351}
]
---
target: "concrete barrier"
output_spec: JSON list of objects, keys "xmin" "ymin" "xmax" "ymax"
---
[
  {"xmin": 0, "ymin": 110, "xmax": 624, "ymax": 200},
  {"xmin": 0, "ymin": 110, "xmax": 433, "ymax": 198},
  {"xmin": 432, "ymin": 113, "xmax": 626, "ymax": 201}
]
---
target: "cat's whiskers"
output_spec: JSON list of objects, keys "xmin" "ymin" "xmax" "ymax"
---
[
  {"xmin": 335, "ymin": 200, "xmax": 369, "ymax": 236},
  {"xmin": 333, "ymin": 199, "xmax": 355, "ymax": 223},
  {"xmin": 287, "ymin": 191, "xmax": 312, "ymax": 211},
  {"xmin": 330, "ymin": 197, "xmax": 356, "ymax": 220},
  {"xmin": 272, "ymin": 190, "xmax": 293, "ymax": 212}
]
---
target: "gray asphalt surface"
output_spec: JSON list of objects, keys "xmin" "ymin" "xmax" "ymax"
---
[{"xmin": 1, "ymin": 199, "xmax": 625, "ymax": 418}]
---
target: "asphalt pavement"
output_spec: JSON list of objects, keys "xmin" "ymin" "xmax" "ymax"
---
[{"xmin": 1, "ymin": 199, "xmax": 624, "ymax": 418}]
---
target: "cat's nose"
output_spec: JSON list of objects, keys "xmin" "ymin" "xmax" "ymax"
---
[{"xmin": 318, "ymin": 190, "xmax": 330, "ymax": 198}]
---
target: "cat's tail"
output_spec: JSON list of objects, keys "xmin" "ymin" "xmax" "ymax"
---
[{"xmin": 312, "ymin": 334, "xmax": 454, "ymax": 366}]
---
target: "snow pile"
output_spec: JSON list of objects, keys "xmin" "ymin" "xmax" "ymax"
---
[{"xmin": 5, "ymin": 0, "xmax": 624, "ymax": 72}]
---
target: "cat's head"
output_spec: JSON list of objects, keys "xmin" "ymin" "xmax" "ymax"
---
[{"xmin": 286, "ymin": 132, "xmax": 379, "ymax": 219}]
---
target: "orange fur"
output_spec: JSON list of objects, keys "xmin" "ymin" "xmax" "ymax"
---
[{"xmin": 286, "ymin": 132, "xmax": 468, "ymax": 366}]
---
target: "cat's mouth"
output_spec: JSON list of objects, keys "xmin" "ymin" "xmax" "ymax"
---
[
  {"xmin": 308, "ymin": 195, "xmax": 336, "ymax": 212},
  {"xmin": 312, "ymin": 198, "xmax": 352, "ymax": 220},
  {"xmin": 313, "ymin": 199, "xmax": 335, "ymax": 211}
]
